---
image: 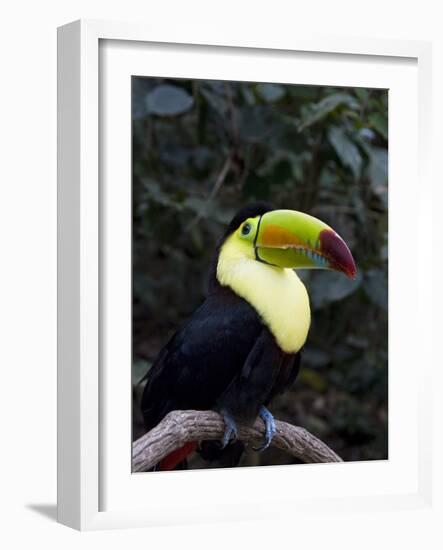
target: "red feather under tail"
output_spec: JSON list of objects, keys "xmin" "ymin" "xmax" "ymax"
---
[{"xmin": 159, "ymin": 442, "xmax": 198, "ymax": 471}]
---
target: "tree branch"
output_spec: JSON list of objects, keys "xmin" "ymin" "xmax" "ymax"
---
[{"xmin": 132, "ymin": 410, "xmax": 342, "ymax": 472}]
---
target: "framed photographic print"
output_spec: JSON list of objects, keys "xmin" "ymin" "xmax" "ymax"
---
[{"xmin": 57, "ymin": 19, "xmax": 433, "ymax": 530}]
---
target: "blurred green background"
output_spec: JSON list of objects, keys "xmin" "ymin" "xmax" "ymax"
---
[{"xmin": 132, "ymin": 77, "xmax": 388, "ymax": 466}]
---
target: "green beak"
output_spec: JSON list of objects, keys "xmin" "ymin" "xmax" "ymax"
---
[{"xmin": 254, "ymin": 209, "xmax": 357, "ymax": 278}]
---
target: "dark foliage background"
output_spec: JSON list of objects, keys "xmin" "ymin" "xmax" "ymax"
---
[{"xmin": 132, "ymin": 77, "xmax": 388, "ymax": 467}]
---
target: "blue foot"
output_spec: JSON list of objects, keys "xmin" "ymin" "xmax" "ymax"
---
[
  {"xmin": 220, "ymin": 410, "xmax": 238, "ymax": 449},
  {"xmin": 254, "ymin": 406, "xmax": 276, "ymax": 452}
]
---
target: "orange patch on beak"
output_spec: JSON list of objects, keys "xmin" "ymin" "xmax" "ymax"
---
[{"xmin": 260, "ymin": 224, "xmax": 305, "ymax": 249}]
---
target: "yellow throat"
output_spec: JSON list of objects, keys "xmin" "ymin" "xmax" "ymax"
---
[{"xmin": 216, "ymin": 234, "xmax": 311, "ymax": 354}]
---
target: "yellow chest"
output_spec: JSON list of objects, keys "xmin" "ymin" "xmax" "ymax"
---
[{"xmin": 216, "ymin": 238, "xmax": 311, "ymax": 354}]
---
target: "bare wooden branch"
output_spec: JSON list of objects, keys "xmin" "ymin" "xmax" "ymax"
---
[{"xmin": 132, "ymin": 410, "xmax": 342, "ymax": 472}]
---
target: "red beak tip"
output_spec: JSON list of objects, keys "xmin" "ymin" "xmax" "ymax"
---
[
  {"xmin": 319, "ymin": 229, "xmax": 357, "ymax": 280},
  {"xmin": 346, "ymin": 261, "xmax": 357, "ymax": 279}
]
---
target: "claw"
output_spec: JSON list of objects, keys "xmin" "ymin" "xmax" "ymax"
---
[
  {"xmin": 253, "ymin": 406, "xmax": 276, "ymax": 452},
  {"xmin": 220, "ymin": 410, "xmax": 238, "ymax": 449}
]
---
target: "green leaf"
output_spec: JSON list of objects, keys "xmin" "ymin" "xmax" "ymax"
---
[
  {"xmin": 132, "ymin": 360, "xmax": 151, "ymax": 385},
  {"xmin": 298, "ymin": 93, "xmax": 359, "ymax": 131},
  {"xmin": 200, "ymin": 86, "xmax": 228, "ymax": 117},
  {"xmin": 327, "ymin": 126, "xmax": 362, "ymax": 179},
  {"xmin": 146, "ymin": 84, "xmax": 194, "ymax": 116},
  {"xmin": 368, "ymin": 147, "xmax": 388, "ymax": 207},
  {"xmin": 354, "ymin": 88, "xmax": 369, "ymax": 102},
  {"xmin": 256, "ymin": 83, "xmax": 285, "ymax": 103},
  {"xmin": 369, "ymin": 112, "xmax": 388, "ymax": 140},
  {"xmin": 369, "ymin": 147, "xmax": 388, "ymax": 186}
]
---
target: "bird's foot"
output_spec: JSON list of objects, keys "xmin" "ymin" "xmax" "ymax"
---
[
  {"xmin": 253, "ymin": 406, "xmax": 276, "ymax": 452},
  {"xmin": 220, "ymin": 410, "xmax": 238, "ymax": 449}
]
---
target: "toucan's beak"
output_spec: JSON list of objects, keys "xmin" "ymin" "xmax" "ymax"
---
[{"xmin": 255, "ymin": 210, "xmax": 357, "ymax": 279}]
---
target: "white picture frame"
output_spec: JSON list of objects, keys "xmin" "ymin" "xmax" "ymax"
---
[{"xmin": 57, "ymin": 19, "xmax": 433, "ymax": 531}]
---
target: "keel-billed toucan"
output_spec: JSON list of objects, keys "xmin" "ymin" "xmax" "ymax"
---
[{"xmin": 141, "ymin": 203, "xmax": 356, "ymax": 470}]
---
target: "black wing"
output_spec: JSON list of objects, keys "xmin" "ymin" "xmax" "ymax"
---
[{"xmin": 141, "ymin": 288, "xmax": 264, "ymax": 431}]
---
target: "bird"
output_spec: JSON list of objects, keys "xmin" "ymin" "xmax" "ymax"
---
[{"xmin": 140, "ymin": 202, "xmax": 356, "ymax": 470}]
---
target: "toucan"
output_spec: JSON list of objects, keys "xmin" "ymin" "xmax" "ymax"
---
[{"xmin": 141, "ymin": 203, "xmax": 356, "ymax": 470}]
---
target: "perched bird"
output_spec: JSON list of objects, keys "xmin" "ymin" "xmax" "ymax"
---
[{"xmin": 141, "ymin": 202, "xmax": 356, "ymax": 470}]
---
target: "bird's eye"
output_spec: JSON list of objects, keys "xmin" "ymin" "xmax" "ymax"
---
[{"xmin": 241, "ymin": 223, "xmax": 252, "ymax": 236}]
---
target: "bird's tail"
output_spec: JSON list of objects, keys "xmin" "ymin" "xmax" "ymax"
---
[
  {"xmin": 158, "ymin": 442, "xmax": 198, "ymax": 471},
  {"xmin": 155, "ymin": 440, "xmax": 245, "ymax": 470}
]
